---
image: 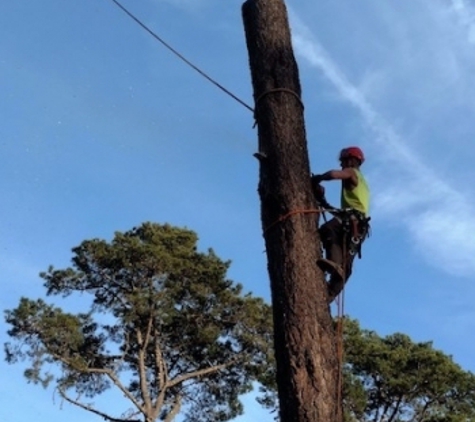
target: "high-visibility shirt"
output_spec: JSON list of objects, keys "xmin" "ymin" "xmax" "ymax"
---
[{"xmin": 341, "ymin": 169, "xmax": 370, "ymax": 216}]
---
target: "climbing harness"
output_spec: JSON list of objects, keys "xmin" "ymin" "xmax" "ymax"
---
[
  {"xmin": 312, "ymin": 176, "xmax": 370, "ymax": 263},
  {"xmin": 331, "ymin": 208, "xmax": 371, "ymax": 260}
]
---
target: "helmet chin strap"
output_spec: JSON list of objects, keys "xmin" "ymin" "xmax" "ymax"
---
[{"xmin": 340, "ymin": 158, "xmax": 359, "ymax": 168}]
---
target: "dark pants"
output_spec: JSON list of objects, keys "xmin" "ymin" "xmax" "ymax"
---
[
  {"xmin": 320, "ymin": 218, "xmax": 352, "ymax": 277},
  {"xmin": 319, "ymin": 214, "xmax": 368, "ymax": 301},
  {"xmin": 319, "ymin": 217, "xmax": 353, "ymax": 301}
]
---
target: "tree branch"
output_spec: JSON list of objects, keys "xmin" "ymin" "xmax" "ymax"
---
[
  {"xmin": 163, "ymin": 396, "xmax": 182, "ymax": 422},
  {"xmin": 58, "ymin": 388, "xmax": 141, "ymax": 422},
  {"xmin": 167, "ymin": 358, "xmax": 240, "ymax": 388},
  {"xmin": 377, "ymin": 402, "xmax": 389, "ymax": 422},
  {"xmin": 51, "ymin": 348, "xmax": 147, "ymax": 417},
  {"xmin": 167, "ymin": 352, "xmax": 182, "ymax": 377},
  {"xmin": 143, "ymin": 312, "xmax": 154, "ymax": 351},
  {"xmin": 387, "ymin": 395, "xmax": 403, "ymax": 422},
  {"xmin": 107, "ymin": 371, "xmax": 147, "ymax": 416},
  {"xmin": 417, "ymin": 397, "xmax": 434, "ymax": 420},
  {"xmin": 49, "ymin": 346, "xmax": 148, "ymax": 418},
  {"xmin": 152, "ymin": 328, "xmax": 169, "ymax": 417},
  {"xmin": 370, "ymin": 375, "xmax": 385, "ymax": 422},
  {"xmin": 45, "ymin": 346, "xmax": 111, "ymax": 375},
  {"xmin": 154, "ymin": 328, "xmax": 168, "ymax": 388},
  {"xmin": 112, "ymin": 331, "xmax": 130, "ymax": 373},
  {"xmin": 136, "ymin": 328, "xmax": 153, "ymax": 414}
]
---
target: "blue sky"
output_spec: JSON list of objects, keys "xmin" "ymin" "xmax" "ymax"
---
[{"xmin": 2, "ymin": 0, "xmax": 475, "ymax": 420}]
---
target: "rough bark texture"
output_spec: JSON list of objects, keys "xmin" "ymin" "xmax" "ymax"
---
[{"xmin": 242, "ymin": 1, "xmax": 340, "ymax": 421}]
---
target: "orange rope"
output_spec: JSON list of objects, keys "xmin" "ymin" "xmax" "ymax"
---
[
  {"xmin": 336, "ymin": 292, "xmax": 345, "ymax": 420},
  {"xmin": 335, "ymin": 236, "xmax": 347, "ymax": 421},
  {"xmin": 264, "ymin": 208, "xmax": 323, "ymax": 233}
]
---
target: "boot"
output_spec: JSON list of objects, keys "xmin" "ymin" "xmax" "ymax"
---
[{"xmin": 317, "ymin": 258, "xmax": 344, "ymax": 281}]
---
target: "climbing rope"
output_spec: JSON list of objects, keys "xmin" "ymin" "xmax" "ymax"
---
[
  {"xmin": 254, "ymin": 88, "xmax": 304, "ymax": 111},
  {"xmin": 335, "ymin": 271, "xmax": 346, "ymax": 419},
  {"xmin": 109, "ymin": 0, "xmax": 254, "ymax": 113},
  {"xmin": 109, "ymin": 0, "xmax": 305, "ymax": 125},
  {"xmin": 335, "ymin": 235, "xmax": 347, "ymax": 421},
  {"xmin": 252, "ymin": 88, "xmax": 304, "ymax": 127}
]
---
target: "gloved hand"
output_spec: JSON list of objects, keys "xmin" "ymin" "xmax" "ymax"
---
[
  {"xmin": 313, "ymin": 183, "xmax": 325, "ymax": 199},
  {"xmin": 311, "ymin": 174, "xmax": 324, "ymax": 184},
  {"xmin": 311, "ymin": 176, "xmax": 325, "ymax": 199}
]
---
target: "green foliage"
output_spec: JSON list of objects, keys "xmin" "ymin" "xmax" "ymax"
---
[
  {"xmin": 342, "ymin": 318, "xmax": 475, "ymax": 422},
  {"xmin": 5, "ymin": 222, "xmax": 274, "ymax": 422}
]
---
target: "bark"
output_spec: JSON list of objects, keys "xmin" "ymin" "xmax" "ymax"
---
[{"xmin": 242, "ymin": 1, "xmax": 340, "ymax": 421}]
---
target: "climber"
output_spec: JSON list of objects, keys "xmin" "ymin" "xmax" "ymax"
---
[{"xmin": 311, "ymin": 146, "xmax": 370, "ymax": 300}]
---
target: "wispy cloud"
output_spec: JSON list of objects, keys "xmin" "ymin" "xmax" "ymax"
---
[
  {"xmin": 289, "ymin": 9, "xmax": 475, "ymax": 277},
  {"xmin": 450, "ymin": 0, "xmax": 475, "ymax": 44}
]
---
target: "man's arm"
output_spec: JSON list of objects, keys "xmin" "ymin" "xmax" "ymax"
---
[{"xmin": 313, "ymin": 168, "xmax": 358, "ymax": 184}]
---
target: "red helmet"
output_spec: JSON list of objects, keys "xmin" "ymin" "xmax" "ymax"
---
[{"xmin": 339, "ymin": 146, "xmax": 365, "ymax": 164}]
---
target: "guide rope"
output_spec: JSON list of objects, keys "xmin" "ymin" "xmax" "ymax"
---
[
  {"xmin": 109, "ymin": 0, "xmax": 254, "ymax": 113},
  {"xmin": 335, "ymin": 238, "xmax": 347, "ymax": 421}
]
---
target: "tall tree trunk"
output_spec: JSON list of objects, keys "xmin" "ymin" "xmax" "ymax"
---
[{"xmin": 242, "ymin": 1, "xmax": 340, "ymax": 421}]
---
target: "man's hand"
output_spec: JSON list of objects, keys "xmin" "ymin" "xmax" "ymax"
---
[
  {"xmin": 311, "ymin": 176, "xmax": 326, "ymax": 199},
  {"xmin": 311, "ymin": 174, "xmax": 324, "ymax": 184},
  {"xmin": 314, "ymin": 184, "xmax": 325, "ymax": 198}
]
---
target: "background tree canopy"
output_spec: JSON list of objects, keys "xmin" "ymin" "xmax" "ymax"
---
[
  {"xmin": 5, "ymin": 222, "xmax": 274, "ymax": 422},
  {"xmin": 343, "ymin": 318, "xmax": 475, "ymax": 422},
  {"xmin": 5, "ymin": 222, "xmax": 475, "ymax": 422}
]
